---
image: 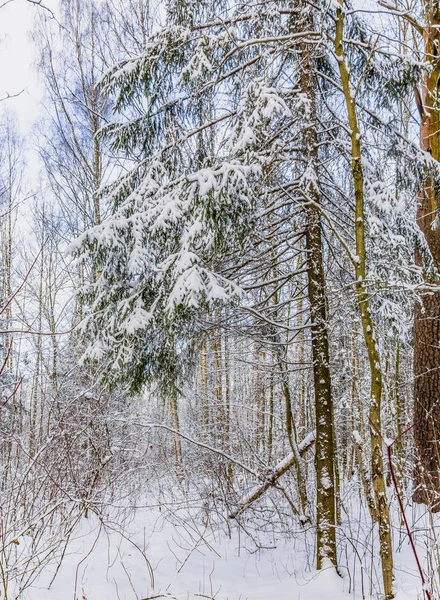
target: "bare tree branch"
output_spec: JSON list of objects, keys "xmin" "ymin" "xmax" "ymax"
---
[{"xmin": 0, "ymin": 89, "xmax": 25, "ymax": 102}]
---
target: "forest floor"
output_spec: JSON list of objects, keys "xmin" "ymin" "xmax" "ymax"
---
[{"xmin": 23, "ymin": 496, "xmax": 431, "ymax": 600}]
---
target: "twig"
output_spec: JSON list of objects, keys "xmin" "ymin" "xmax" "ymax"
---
[
  {"xmin": 0, "ymin": 242, "xmax": 46, "ymax": 318},
  {"xmin": 0, "ymin": 89, "xmax": 25, "ymax": 102},
  {"xmin": 123, "ymin": 421, "xmax": 261, "ymax": 478},
  {"xmin": 369, "ymin": 419, "xmax": 431, "ymax": 600},
  {"xmin": 26, "ymin": 0, "xmax": 57, "ymax": 19},
  {"xmin": 0, "ymin": 378, "xmax": 23, "ymax": 411},
  {"xmin": 0, "ymin": 339, "xmax": 12, "ymax": 377},
  {"xmin": 377, "ymin": 1, "xmax": 424, "ymax": 36}
]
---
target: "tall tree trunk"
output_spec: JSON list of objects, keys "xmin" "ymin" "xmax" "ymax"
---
[
  {"xmin": 170, "ymin": 390, "xmax": 183, "ymax": 478},
  {"xmin": 214, "ymin": 328, "xmax": 225, "ymax": 443},
  {"xmin": 334, "ymin": 4, "xmax": 394, "ymax": 597},
  {"xmin": 413, "ymin": 2, "xmax": 440, "ymax": 510},
  {"xmin": 200, "ymin": 333, "xmax": 210, "ymax": 439},
  {"xmin": 394, "ymin": 341, "xmax": 404, "ymax": 490},
  {"xmin": 255, "ymin": 349, "xmax": 265, "ymax": 453},
  {"xmin": 299, "ymin": 10, "xmax": 338, "ymax": 569}
]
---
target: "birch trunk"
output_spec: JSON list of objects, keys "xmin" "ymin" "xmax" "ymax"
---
[{"xmin": 334, "ymin": 4, "xmax": 394, "ymax": 596}]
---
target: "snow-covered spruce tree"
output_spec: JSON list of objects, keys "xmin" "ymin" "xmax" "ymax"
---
[
  {"xmin": 71, "ymin": 0, "xmax": 426, "ymax": 582},
  {"xmin": 71, "ymin": 0, "xmax": 342, "ymax": 568}
]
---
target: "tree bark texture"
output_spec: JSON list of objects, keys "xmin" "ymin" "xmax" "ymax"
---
[
  {"xmin": 299, "ymin": 10, "xmax": 338, "ymax": 569},
  {"xmin": 413, "ymin": 1, "xmax": 440, "ymax": 511}
]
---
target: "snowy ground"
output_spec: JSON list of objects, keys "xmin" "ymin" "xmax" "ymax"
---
[
  {"xmin": 18, "ymin": 500, "xmax": 431, "ymax": 600},
  {"xmin": 27, "ymin": 510, "xmax": 352, "ymax": 600}
]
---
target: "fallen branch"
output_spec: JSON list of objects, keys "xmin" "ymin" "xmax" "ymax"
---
[{"xmin": 229, "ymin": 431, "xmax": 315, "ymax": 519}]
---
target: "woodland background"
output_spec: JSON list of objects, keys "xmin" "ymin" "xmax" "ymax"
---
[{"xmin": 0, "ymin": 0, "xmax": 440, "ymax": 599}]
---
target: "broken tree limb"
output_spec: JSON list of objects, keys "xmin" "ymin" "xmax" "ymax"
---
[{"xmin": 229, "ymin": 431, "xmax": 315, "ymax": 519}]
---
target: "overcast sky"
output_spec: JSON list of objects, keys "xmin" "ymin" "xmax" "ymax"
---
[
  {"xmin": 0, "ymin": 0, "xmax": 59, "ymax": 133},
  {"xmin": 0, "ymin": 1, "xmax": 61, "ymax": 242}
]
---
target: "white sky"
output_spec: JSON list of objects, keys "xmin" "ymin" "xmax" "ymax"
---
[
  {"xmin": 0, "ymin": 0, "xmax": 59, "ymax": 134},
  {"xmin": 0, "ymin": 1, "xmax": 61, "ymax": 253}
]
